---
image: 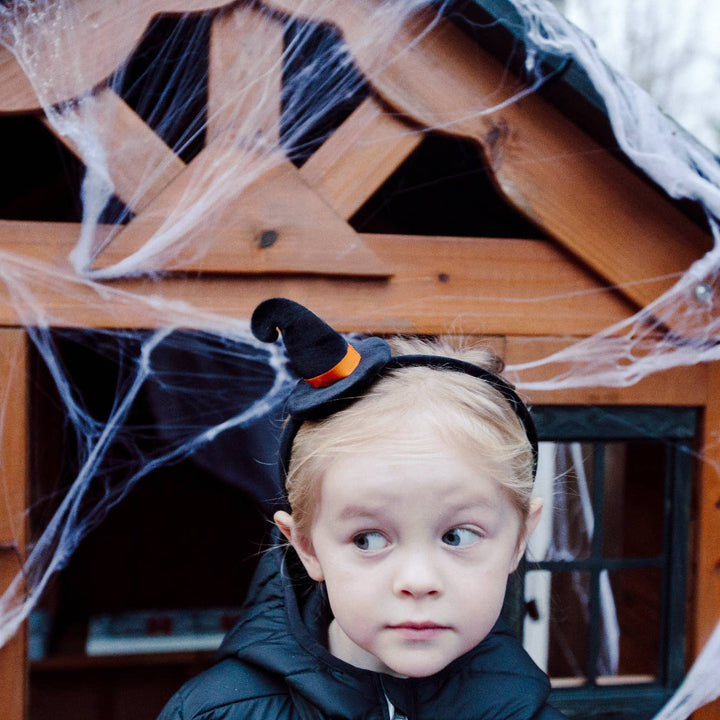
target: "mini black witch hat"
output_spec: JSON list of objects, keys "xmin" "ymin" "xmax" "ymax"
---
[
  {"xmin": 251, "ymin": 297, "xmax": 538, "ymax": 480},
  {"xmin": 251, "ymin": 297, "xmax": 392, "ymax": 418}
]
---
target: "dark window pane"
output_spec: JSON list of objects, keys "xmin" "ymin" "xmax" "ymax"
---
[
  {"xmin": 598, "ymin": 568, "xmax": 662, "ymax": 682},
  {"xmin": 535, "ymin": 443, "xmax": 595, "ymax": 562},
  {"xmin": 602, "ymin": 443, "xmax": 665, "ymax": 559},
  {"xmin": 524, "ymin": 570, "xmax": 590, "ymax": 684},
  {"xmin": 533, "ymin": 442, "xmax": 665, "ymax": 562}
]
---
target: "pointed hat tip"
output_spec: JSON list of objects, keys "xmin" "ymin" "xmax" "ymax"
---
[{"xmin": 251, "ymin": 297, "xmax": 294, "ymax": 343}]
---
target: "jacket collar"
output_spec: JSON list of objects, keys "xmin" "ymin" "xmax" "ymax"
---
[{"xmin": 218, "ymin": 546, "xmax": 551, "ymax": 720}]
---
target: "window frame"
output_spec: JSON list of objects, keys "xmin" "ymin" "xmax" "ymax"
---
[{"xmin": 519, "ymin": 406, "xmax": 696, "ymax": 719}]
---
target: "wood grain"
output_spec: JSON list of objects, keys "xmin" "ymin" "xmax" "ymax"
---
[
  {"xmin": 0, "ymin": 329, "xmax": 27, "ymax": 720},
  {"xmin": 0, "ymin": 222, "xmax": 633, "ymax": 334},
  {"xmin": 264, "ymin": 0, "xmax": 712, "ymax": 313},
  {"xmin": 299, "ymin": 96, "xmax": 422, "ymax": 219}
]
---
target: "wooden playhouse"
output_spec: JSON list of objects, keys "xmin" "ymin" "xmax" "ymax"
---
[{"xmin": 0, "ymin": 0, "xmax": 718, "ymax": 718}]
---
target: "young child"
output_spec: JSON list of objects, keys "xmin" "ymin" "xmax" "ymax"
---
[{"xmin": 158, "ymin": 298, "xmax": 565, "ymax": 720}]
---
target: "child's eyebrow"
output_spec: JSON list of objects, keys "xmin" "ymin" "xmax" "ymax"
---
[{"xmin": 336, "ymin": 504, "xmax": 385, "ymax": 521}]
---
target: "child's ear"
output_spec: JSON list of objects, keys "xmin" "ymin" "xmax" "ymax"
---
[
  {"xmin": 273, "ymin": 510, "xmax": 325, "ymax": 582},
  {"xmin": 511, "ymin": 497, "xmax": 544, "ymax": 572}
]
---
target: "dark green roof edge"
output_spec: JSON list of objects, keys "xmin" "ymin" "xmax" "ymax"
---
[
  {"xmin": 455, "ymin": 0, "xmax": 719, "ymax": 165},
  {"xmin": 441, "ymin": 0, "xmax": 715, "ymax": 229},
  {"xmin": 463, "ymin": 0, "xmax": 609, "ymax": 115}
]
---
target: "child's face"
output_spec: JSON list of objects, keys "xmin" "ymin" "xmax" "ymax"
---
[{"xmin": 278, "ymin": 420, "xmax": 539, "ymax": 679}]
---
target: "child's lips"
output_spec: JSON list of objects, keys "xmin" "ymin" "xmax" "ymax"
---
[{"xmin": 387, "ymin": 621, "xmax": 451, "ymax": 640}]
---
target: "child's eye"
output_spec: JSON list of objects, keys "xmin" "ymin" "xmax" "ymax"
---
[
  {"xmin": 353, "ymin": 532, "xmax": 388, "ymax": 551},
  {"xmin": 442, "ymin": 528, "xmax": 480, "ymax": 547}
]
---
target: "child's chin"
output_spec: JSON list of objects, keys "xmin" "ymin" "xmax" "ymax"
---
[{"xmin": 382, "ymin": 656, "xmax": 454, "ymax": 679}]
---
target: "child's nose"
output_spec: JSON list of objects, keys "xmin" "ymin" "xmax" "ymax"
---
[{"xmin": 392, "ymin": 550, "xmax": 443, "ymax": 598}]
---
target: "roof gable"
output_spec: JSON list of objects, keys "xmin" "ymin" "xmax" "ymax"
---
[{"xmin": 0, "ymin": 0, "xmax": 712, "ymax": 330}]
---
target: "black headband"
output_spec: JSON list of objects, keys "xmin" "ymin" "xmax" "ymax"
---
[{"xmin": 251, "ymin": 298, "xmax": 538, "ymax": 487}]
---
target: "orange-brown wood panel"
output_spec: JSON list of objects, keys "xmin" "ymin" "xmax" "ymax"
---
[
  {"xmin": 503, "ymin": 336, "xmax": 709, "ymax": 407},
  {"xmin": 0, "ymin": 0, "xmax": 237, "ymax": 113},
  {"xmin": 43, "ymin": 6, "xmax": 284, "ymax": 239},
  {"xmin": 0, "ymin": 329, "xmax": 28, "ymax": 720},
  {"xmin": 265, "ymin": 0, "xmax": 712, "ymax": 315},
  {"xmin": 6, "ymin": 0, "xmax": 711, "ymax": 318},
  {"xmin": 0, "ymin": 42, "xmax": 40, "ymax": 114},
  {"xmin": 299, "ymin": 96, "xmax": 422, "ymax": 219},
  {"xmin": 692, "ymin": 363, "xmax": 720, "ymax": 720},
  {"xmin": 3, "ymin": 0, "xmax": 713, "ymax": 312},
  {"xmin": 0, "ymin": 222, "xmax": 634, "ymax": 335},
  {"xmin": 89, "ymin": 153, "xmax": 387, "ymax": 277},
  {"xmin": 207, "ymin": 4, "xmax": 283, "ymax": 145},
  {"xmin": 41, "ymin": 89, "xmax": 184, "ymax": 216}
]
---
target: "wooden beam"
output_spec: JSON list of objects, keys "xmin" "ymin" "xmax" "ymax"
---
[
  {"xmin": 0, "ymin": 0, "xmax": 238, "ymax": 113},
  {"xmin": 4, "ymin": 0, "xmax": 712, "ymax": 309},
  {"xmin": 0, "ymin": 222, "xmax": 633, "ymax": 334},
  {"xmin": 0, "ymin": 329, "xmax": 27, "ymax": 720},
  {"xmin": 9, "ymin": 0, "xmax": 710, "ymax": 315},
  {"xmin": 300, "ymin": 96, "xmax": 422, "ymax": 219},
  {"xmin": 264, "ymin": 0, "xmax": 712, "ymax": 315},
  {"xmin": 44, "ymin": 5, "xmax": 286, "ymax": 271},
  {"xmin": 89, "ymin": 154, "xmax": 387, "ymax": 277},
  {"xmin": 42, "ymin": 5, "xmax": 284, "ymax": 229},
  {"xmin": 503, "ymin": 336, "xmax": 708, "ymax": 406},
  {"xmin": 41, "ymin": 88, "xmax": 185, "ymax": 214},
  {"xmin": 207, "ymin": 5, "xmax": 283, "ymax": 145},
  {"xmin": 84, "ymin": 8, "xmax": 394, "ymax": 279},
  {"xmin": 692, "ymin": 363, "xmax": 720, "ymax": 720},
  {"xmin": 0, "ymin": 44, "xmax": 40, "ymax": 115}
]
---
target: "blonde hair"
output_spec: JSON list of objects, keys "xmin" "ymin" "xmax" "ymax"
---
[{"xmin": 285, "ymin": 338, "xmax": 534, "ymax": 539}]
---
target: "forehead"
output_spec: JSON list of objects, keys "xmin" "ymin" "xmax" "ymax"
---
[
  {"xmin": 320, "ymin": 403, "xmax": 509, "ymax": 477},
  {"xmin": 316, "ymin": 423, "xmax": 513, "ymax": 517}
]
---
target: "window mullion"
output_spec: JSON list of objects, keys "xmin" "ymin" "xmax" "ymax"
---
[
  {"xmin": 663, "ymin": 440, "xmax": 692, "ymax": 688},
  {"xmin": 586, "ymin": 443, "xmax": 607, "ymax": 684}
]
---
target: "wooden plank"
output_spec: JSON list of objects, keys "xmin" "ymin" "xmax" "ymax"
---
[
  {"xmin": 0, "ymin": 329, "xmax": 27, "ymax": 720},
  {"xmin": 44, "ymin": 4, "xmax": 285, "ymax": 248},
  {"xmin": 0, "ymin": 44, "xmax": 40, "ymax": 115},
  {"xmin": 502, "ymin": 336, "xmax": 708, "ymax": 406},
  {"xmin": 692, "ymin": 364, "xmax": 720, "ymax": 720},
  {"xmin": 0, "ymin": 0, "xmax": 237, "ymax": 113},
  {"xmin": 5, "ymin": 0, "xmax": 712, "ymax": 308},
  {"xmin": 207, "ymin": 5, "xmax": 283, "ymax": 144},
  {"xmin": 299, "ymin": 96, "xmax": 422, "ymax": 219},
  {"xmin": 80, "ymin": 15, "xmax": 400, "ymax": 277},
  {"xmin": 0, "ymin": 222, "xmax": 633, "ymax": 334},
  {"xmin": 89, "ymin": 153, "xmax": 387, "ymax": 277},
  {"xmin": 265, "ymin": 0, "xmax": 712, "ymax": 314},
  {"xmin": 42, "ymin": 88, "xmax": 185, "ymax": 215},
  {"xmin": 45, "ymin": 6, "xmax": 285, "ymax": 270}
]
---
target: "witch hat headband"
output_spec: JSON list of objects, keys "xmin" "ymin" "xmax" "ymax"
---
[{"xmin": 251, "ymin": 297, "xmax": 538, "ymax": 480}]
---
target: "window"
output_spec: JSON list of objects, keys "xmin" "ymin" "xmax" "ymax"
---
[{"xmin": 514, "ymin": 407, "xmax": 695, "ymax": 719}]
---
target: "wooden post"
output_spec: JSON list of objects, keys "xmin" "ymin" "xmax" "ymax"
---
[
  {"xmin": 0, "ymin": 329, "xmax": 28, "ymax": 720},
  {"xmin": 692, "ymin": 362, "xmax": 720, "ymax": 720}
]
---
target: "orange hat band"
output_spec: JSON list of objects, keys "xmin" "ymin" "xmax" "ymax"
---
[{"xmin": 304, "ymin": 344, "xmax": 361, "ymax": 388}]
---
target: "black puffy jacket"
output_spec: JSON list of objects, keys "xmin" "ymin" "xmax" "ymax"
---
[{"xmin": 158, "ymin": 546, "xmax": 566, "ymax": 720}]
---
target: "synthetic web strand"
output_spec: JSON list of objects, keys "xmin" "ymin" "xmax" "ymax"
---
[
  {"xmin": 652, "ymin": 621, "xmax": 720, "ymax": 720},
  {"xmin": 0, "ymin": 322, "xmax": 294, "ymax": 648},
  {"xmin": 0, "ymin": 1, "xmax": 720, "ymax": 718},
  {"xmin": 506, "ymin": 0, "xmax": 720, "ymax": 390},
  {"xmin": 0, "ymin": 328, "xmax": 173, "ymax": 648}
]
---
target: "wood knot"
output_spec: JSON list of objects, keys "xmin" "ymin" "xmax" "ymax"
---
[{"xmin": 258, "ymin": 230, "xmax": 278, "ymax": 248}]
